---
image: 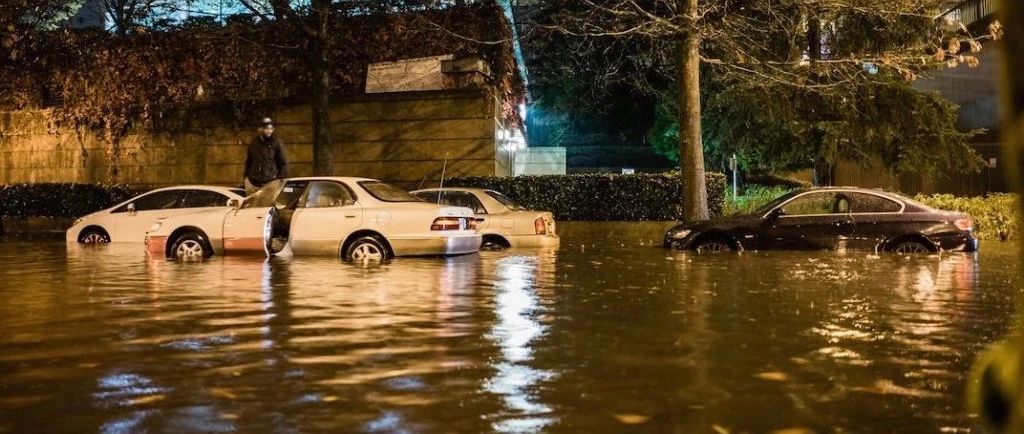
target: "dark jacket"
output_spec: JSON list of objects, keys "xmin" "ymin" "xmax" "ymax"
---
[{"xmin": 244, "ymin": 134, "xmax": 288, "ymax": 185}]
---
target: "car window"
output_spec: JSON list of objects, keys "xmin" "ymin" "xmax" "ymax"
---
[
  {"xmin": 484, "ymin": 191, "xmax": 527, "ymax": 211},
  {"xmin": 230, "ymin": 189, "xmax": 247, "ymax": 197},
  {"xmin": 413, "ymin": 191, "xmax": 442, "ymax": 203},
  {"xmin": 113, "ymin": 190, "xmax": 182, "ymax": 213},
  {"xmin": 438, "ymin": 191, "xmax": 487, "ymax": 214},
  {"xmin": 780, "ymin": 192, "xmax": 837, "ymax": 216},
  {"xmin": 358, "ymin": 181, "xmax": 422, "ymax": 202},
  {"xmin": 847, "ymin": 192, "xmax": 902, "ymax": 213},
  {"xmin": 180, "ymin": 190, "xmax": 230, "ymax": 208},
  {"xmin": 299, "ymin": 181, "xmax": 355, "ymax": 208}
]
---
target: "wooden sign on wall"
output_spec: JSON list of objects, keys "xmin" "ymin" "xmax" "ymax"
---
[{"xmin": 365, "ymin": 55, "xmax": 455, "ymax": 94}]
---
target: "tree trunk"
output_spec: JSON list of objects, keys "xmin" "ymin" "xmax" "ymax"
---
[
  {"xmin": 309, "ymin": 43, "xmax": 332, "ymax": 175},
  {"xmin": 309, "ymin": 0, "xmax": 332, "ymax": 176},
  {"xmin": 677, "ymin": 0, "xmax": 709, "ymax": 222}
]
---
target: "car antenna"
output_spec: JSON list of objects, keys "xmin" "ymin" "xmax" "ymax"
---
[{"xmin": 437, "ymin": 154, "xmax": 448, "ymax": 204}]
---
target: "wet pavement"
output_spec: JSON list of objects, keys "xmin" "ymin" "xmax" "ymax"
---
[{"xmin": 0, "ymin": 222, "xmax": 1020, "ymax": 433}]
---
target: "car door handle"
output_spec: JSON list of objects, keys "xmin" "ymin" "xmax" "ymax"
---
[{"xmin": 344, "ymin": 215, "xmax": 356, "ymax": 218}]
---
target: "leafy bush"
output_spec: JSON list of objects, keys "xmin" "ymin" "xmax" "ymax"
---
[
  {"xmin": 0, "ymin": 183, "xmax": 137, "ymax": 218},
  {"xmin": 724, "ymin": 184, "xmax": 794, "ymax": 216},
  {"xmin": 915, "ymin": 193, "xmax": 1017, "ymax": 241},
  {"xmin": 445, "ymin": 173, "xmax": 726, "ymax": 221}
]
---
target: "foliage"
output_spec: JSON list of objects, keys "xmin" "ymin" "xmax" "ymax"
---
[
  {"xmin": 446, "ymin": 173, "xmax": 727, "ymax": 221},
  {"xmin": 0, "ymin": 4, "xmax": 524, "ymax": 155},
  {"xmin": 915, "ymin": 193, "xmax": 1017, "ymax": 241},
  {"xmin": 0, "ymin": 183, "xmax": 137, "ymax": 218},
  {"xmin": 529, "ymin": 0, "xmax": 997, "ymax": 176},
  {"xmin": 724, "ymin": 185, "xmax": 793, "ymax": 216}
]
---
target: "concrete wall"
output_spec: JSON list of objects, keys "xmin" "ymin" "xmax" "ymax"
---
[
  {"xmin": 513, "ymin": 147, "xmax": 566, "ymax": 175},
  {"xmin": 0, "ymin": 89, "xmax": 509, "ymax": 189}
]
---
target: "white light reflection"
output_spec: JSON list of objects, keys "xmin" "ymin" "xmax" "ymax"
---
[{"xmin": 484, "ymin": 256, "xmax": 555, "ymax": 433}]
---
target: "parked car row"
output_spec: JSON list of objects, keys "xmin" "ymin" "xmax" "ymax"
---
[
  {"xmin": 68, "ymin": 183, "xmax": 977, "ymax": 260},
  {"xmin": 66, "ymin": 177, "xmax": 560, "ymax": 261}
]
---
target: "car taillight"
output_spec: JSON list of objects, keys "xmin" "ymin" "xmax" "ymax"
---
[
  {"xmin": 534, "ymin": 217, "xmax": 546, "ymax": 235},
  {"xmin": 954, "ymin": 218, "xmax": 973, "ymax": 231},
  {"xmin": 431, "ymin": 217, "xmax": 468, "ymax": 231}
]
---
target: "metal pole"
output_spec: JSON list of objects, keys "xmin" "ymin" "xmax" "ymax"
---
[{"xmin": 730, "ymin": 153, "xmax": 738, "ymax": 201}]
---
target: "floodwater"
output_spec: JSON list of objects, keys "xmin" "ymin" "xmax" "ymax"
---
[{"xmin": 0, "ymin": 223, "xmax": 1021, "ymax": 433}]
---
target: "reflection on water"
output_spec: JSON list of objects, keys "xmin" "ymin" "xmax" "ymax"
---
[
  {"xmin": 485, "ymin": 256, "xmax": 556, "ymax": 432},
  {"xmin": 0, "ymin": 223, "xmax": 1020, "ymax": 433}
]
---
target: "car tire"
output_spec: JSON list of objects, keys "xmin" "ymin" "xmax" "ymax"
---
[
  {"xmin": 344, "ymin": 236, "xmax": 389, "ymax": 262},
  {"xmin": 694, "ymin": 238, "xmax": 734, "ymax": 253},
  {"xmin": 170, "ymin": 232, "xmax": 212, "ymax": 260},
  {"xmin": 481, "ymin": 235, "xmax": 510, "ymax": 251},
  {"xmin": 890, "ymin": 240, "xmax": 932, "ymax": 254},
  {"xmin": 78, "ymin": 228, "xmax": 111, "ymax": 245}
]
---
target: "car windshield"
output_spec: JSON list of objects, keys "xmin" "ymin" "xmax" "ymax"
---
[
  {"xmin": 485, "ymin": 190, "xmax": 527, "ymax": 211},
  {"xmin": 359, "ymin": 181, "xmax": 423, "ymax": 202},
  {"xmin": 242, "ymin": 181, "xmax": 285, "ymax": 208},
  {"xmin": 885, "ymin": 191, "xmax": 932, "ymax": 210},
  {"xmin": 753, "ymin": 190, "xmax": 803, "ymax": 215}
]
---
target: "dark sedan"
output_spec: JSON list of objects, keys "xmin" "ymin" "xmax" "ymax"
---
[{"xmin": 664, "ymin": 187, "xmax": 978, "ymax": 253}]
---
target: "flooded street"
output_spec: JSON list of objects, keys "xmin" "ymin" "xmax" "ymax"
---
[{"xmin": 0, "ymin": 222, "xmax": 1021, "ymax": 433}]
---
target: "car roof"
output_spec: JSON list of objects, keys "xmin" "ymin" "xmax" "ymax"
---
[
  {"xmin": 794, "ymin": 186, "xmax": 903, "ymax": 198},
  {"xmin": 284, "ymin": 176, "xmax": 378, "ymax": 183},
  {"xmin": 148, "ymin": 185, "xmax": 245, "ymax": 196},
  {"xmin": 411, "ymin": 187, "xmax": 492, "ymax": 194}
]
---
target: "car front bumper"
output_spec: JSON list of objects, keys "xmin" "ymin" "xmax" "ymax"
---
[
  {"xmin": 930, "ymin": 233, "xmax": 979, "ymax": 252},
  {"xmin": 390, "ymin": 234, "xmax": 482, "ymax": 257},
  {"xmin": 145, "ymin": 235, "xmax": 169, "ymax": 257}
]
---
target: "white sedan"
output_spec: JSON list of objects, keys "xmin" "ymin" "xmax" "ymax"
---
[
  {"xmin": 66, "ymin": 185, "xmax": 246, "ymax": 244},
  {"xmin": 145, "ymin": 177, "xmax": 482, "ymax": 261},
  {"xmin": 410, "ymin": 187, "xmax": 559, "ymax": 249}
]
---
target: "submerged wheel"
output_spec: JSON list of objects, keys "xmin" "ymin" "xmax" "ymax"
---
[
  {"xmin": 694, "ymin": 238, "xmax": 733, "ymax": 253},
  {"xmin": 890, "ymin": 240, "xmax": 931, "ymax": 254},
  {"xmin": 481, "ymin": 235, "xmax": 511, "ymax": 251},
  {"xmin": 345, "ymin": 236, "xmax": 388, "ymax": 262},
  {"xmin": 170, "ymin": 232, "xmax": 212, "ymax": 260},
  {"xmin": 78, "ymin": 228, "xmax": 110, "ymax": 245}
]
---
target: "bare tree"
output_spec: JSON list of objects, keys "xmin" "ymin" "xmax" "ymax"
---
[
  {"xmin": 535, "ymin": 0, "xmax": 998, "ymax": 221},
  {"xmin": 101, "ymin": 0, "xmax": 165, "ymax": 34},
  {"xmin": 231, "ymin": 0, "xmax": 337, "ymax": 175}
]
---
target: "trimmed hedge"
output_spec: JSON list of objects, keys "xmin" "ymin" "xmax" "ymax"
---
[
  {"xmin": 0, "ymin": 183, "xmax": 137, "ymax": 218},
  {"xmin": 915, "ymin": 193, "xmax": 1017, "ymax": 241},
  {"xmin": 445, "ymin": 173, "xmax": 727, "ymax": 221}
]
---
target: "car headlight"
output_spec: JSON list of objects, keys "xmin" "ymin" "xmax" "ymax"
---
[
  {"xmin": 148, "ymin": 222, "xmax": 162, "ymax": 233},
  {"xmin": 668, "ymin": 228, "xmax": 692, "ymax": 240}
]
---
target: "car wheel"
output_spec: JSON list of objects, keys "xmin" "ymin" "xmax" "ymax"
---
[
  {"xmin": 78, "ymin": 228, "xmax": 110, "ymax": 245},
  {"xmin": 481, "ymin": 235, "xmax": 510, "ymax": 251},
  {"xmin": 345, "ymin": 236, "xmax": 388, "ymax": 262},
  {"xmin": 694, "ymin": 238, "xmax": 733, "ymax": 253},
  {"xmin": 171, "ymin": 232, "xmax": 212, "ymax": 260},
  {"xmin": 891, "ymin": 240, "xmax": 931, "ymax": 254}
]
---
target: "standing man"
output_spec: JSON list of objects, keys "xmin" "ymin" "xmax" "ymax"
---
[{"xmin": 244, "ymin": 117, "xmax": 288, "ymax": 194}]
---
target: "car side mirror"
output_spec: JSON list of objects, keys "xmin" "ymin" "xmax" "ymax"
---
[
  {"xmin": 768, "ymin": 208, "xmax": 785, "ymax": 219},
  {"xmin": 127, "ymin": 203, "xmax": 136, "ymax": 214},
  {"xmin": 227, "ymin": 198, "xmax": 241, "ymax": 209}
]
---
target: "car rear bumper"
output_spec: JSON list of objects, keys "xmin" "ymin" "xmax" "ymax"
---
[
  {"xmin": 390, "ymin": 234, "xmax": 482, "ymax": 257},
  {"xmin": 507, "ymin": 234, "xmax": 560, "ymax": 248}
]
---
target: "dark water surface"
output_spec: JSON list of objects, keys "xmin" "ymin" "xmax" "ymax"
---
[{"xmin": 1, "ymin": 223, "xmax": 1021, "ymax": 433}]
